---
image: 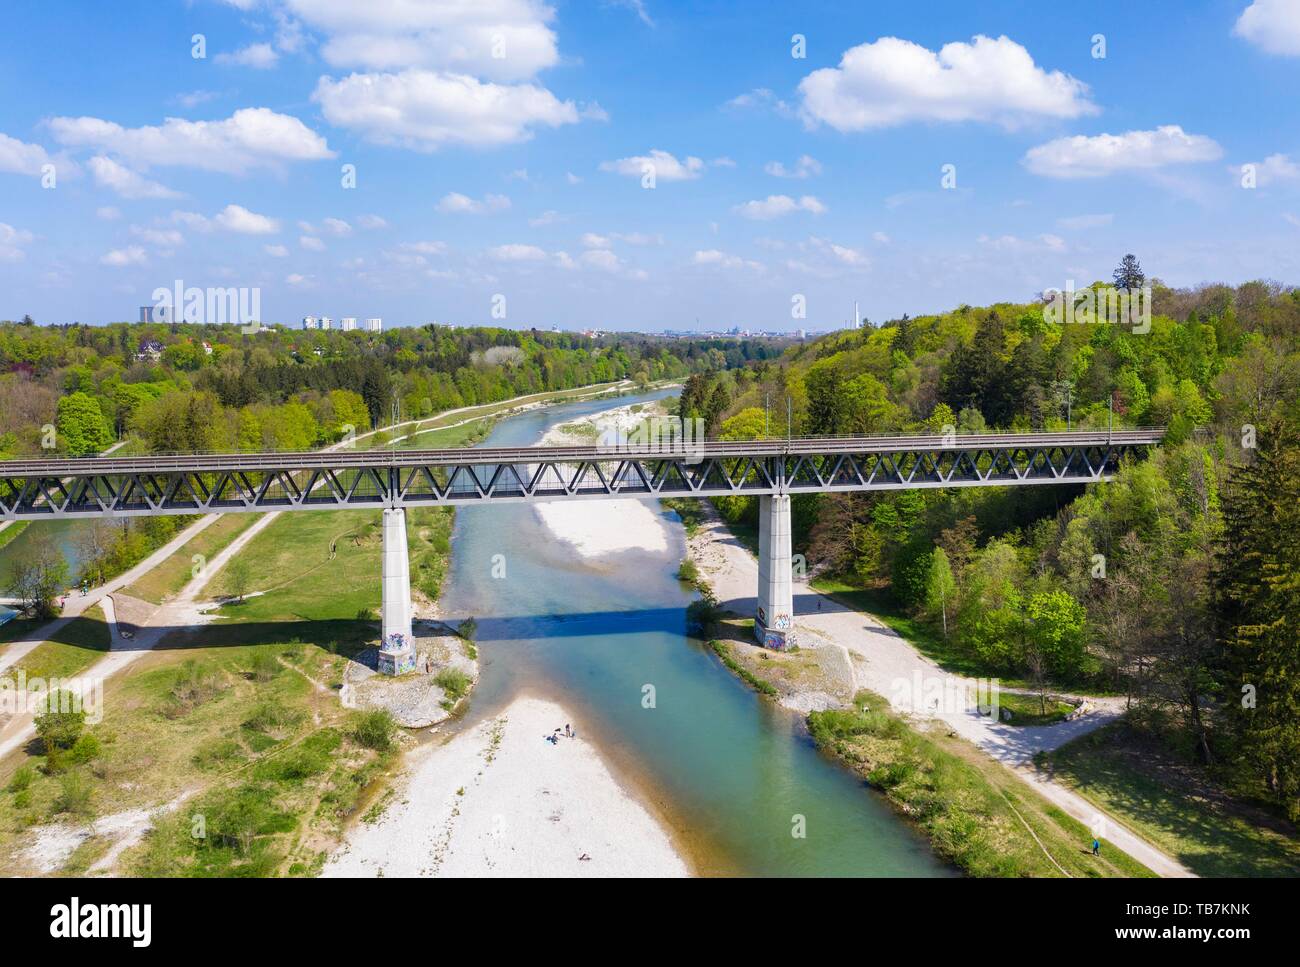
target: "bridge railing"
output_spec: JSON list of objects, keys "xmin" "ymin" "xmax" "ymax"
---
[{"xmin": 0, "ymin": 426, "xmax": 1169, "ymax": 466}]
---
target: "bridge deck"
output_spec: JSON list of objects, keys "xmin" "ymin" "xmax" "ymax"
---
[{"xmin": 0, "ymin": 429, "xmax": 1165, "ymax": 476}]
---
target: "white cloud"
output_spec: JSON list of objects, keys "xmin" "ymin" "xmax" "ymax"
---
[
  {"xmin": 436, "ymin": 192, "xmax": 511, "ymax": 214},
  {"xmin": 130, "ymin": 225, "xmax": 185, "ymax": 248},
  {"xmin": 264, "ymin": 244, "xmax": 290, "ymax": 257},
  {"xmin": 599, "ymin": 149, "xmax": 705, "ymax": 182},
  {"xmin": 528, "ymin": 209, "xmax": 562, "ymax": 227},
  {"xmin": 313, "ymin": 70, "xmax": 580, "ymax": 151},
  {"xmin": 581, "ymin": 248, "xmax": 621, "ymax": 271},
  {"xmin": 565, "ymin": 171, "xmax": 582, "ymax": 184},
  {"xmin": 215, "ymin": 42, "xmax": 280, "ymax": 69},
  {"xmin": 48, "ymin": 107, "xmax": 333, "ymax": 174},
  {"xmin": 213, "ymin": 204, "xmax": 280, "ymax": 234},
  {"xmin": 100, "ymin": 245, "xmax": 147, "ymax": 267},
  {"xmin": 300, "ymin": 235, "xmax": 326, "ymax": 251},
  {"xmin": 808, "ymin": 236, "xmax": 867, "ymax": 266},
  {"xmin": 1234, "ymin": 0, "xmax": 1300, "ymax": 55},
  {"xmin": 0, "ymin": 132, "xmax": 61, "ymax": 177},
  {"xmin": 321, "ymin": 216, "xmax": 353, "ymax": 235},
  {"xmin": 798, "ymin": 35, "xmax": 1095, "ymax": 131},
  {"xmin": 1023, "ymin": 126, "xmax": 1223, "ymax": 178},
  {"xmin": 693, "ymin": 249, "xmax": 761, "ymax": 271},
  {"xmin": 357, "ymin": 213, "xmax": 388, "ymax": 229},
  {"xmin": 872, "ymin": 231, "xmax": 890, "ymax": 243},
  {"xmin": 285, "ymin": 273, "xmax": 313, "ymax": 287},
  {"xmin": 976, "ymin": 233, "xmax": 1068, "ymax": 253},
  {"xmin": 0, "ymin": 223, "xmax": 34, "ymax": 262},
  {"xmin": 96, "ymin": 206, "xmax": 121, "ymax": 220},
  {"xmin": 581, "ymin": 232, "xmax": 611, "ymax": 249},
  {"xmin": 87, "ymin": 155, "xmax": 179, "ymax": 199},
  {"xmin": 1057, "ymin": 213, "xmax": 1114, "ymax": 230},
  {"xmin": 1240, "ymin": 153, "xmax": 1300, "ymax": 186},
  {"xmin": 765, "ymin": 155, "xmax": 822, "ymax": 179},
  {"xmin": 724, "ymin": 87, "xmax": 794, "ymax": 116},
  {"xmin": 732, "ymin": 194, "xmax": 827, "ymax": 220},
  {"xmin": 284, "ymin": 0, "xmax": 560, "ymax": 80},
  {"xmin": 400, "ymin": 240, "xmax": 448, "ymax": 255},
  {"xmin": 488, "ymin": 243, "xmax": 548, "ymax": 261},
  {"xmin": 173, "ymin": 90, "xmax": 222, "ymax": 109}
]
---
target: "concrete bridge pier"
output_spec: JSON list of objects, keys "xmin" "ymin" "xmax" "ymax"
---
[
  {"xmin": 755, "ymin": 494, "xmax": 796, "ymax": 650},
  {"xmin": 380, "ymin": 508, "xmax": 414, "ymax": 670}
]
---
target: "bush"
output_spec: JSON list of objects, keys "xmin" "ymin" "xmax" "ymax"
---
[
  {"xmin": 34, "ymin": 691, "xmax": 85, "ymax": 759},
  {"xmin": 356, "ymin": 607, "xmax": 378, "ymax": 622},
  {"xmin": 435, "ymin": 667, "xmax": 471, "ymax": 702},
  {"xmin": 243, "ymin": 702, "xmax": 303, "ymax": 736},
  {"xmin": 677, "ymin": 559, "xmax": 700, "ymax": 584},
  {"xmin": 249, "ymin": 651, "xmax": 280, "ymax": 683},
  {"xmin": 168, "ymin": 660, "xmax": 223, "ymax": 716},
  {"xmin": 68, "ymin": 732, "xmax": 101, "ymax": 764},
  {"xmin": 7, "ymin": 763, "xmax": 36, "ymax": 794},
  {"xmin": 52, "ymin": 770, "xmax": 92, "ymax": 816},
  {"xmin": 352, "ymin": 709, "xmax": 396, "ymax": 752},
  {"xmin": 686, "ymin": 593, "xmax": 723, "ymax": 637},
  {"xmin": 458, "ymin": 616, "xmax": 478, "ymax": 642}
]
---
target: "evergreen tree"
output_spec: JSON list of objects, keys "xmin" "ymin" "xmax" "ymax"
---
[{"xmin": 1217, "ymin": 420, "xmax": 1300, "ymax": 819}]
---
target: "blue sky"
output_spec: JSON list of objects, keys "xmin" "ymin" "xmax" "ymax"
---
[{"xmin": 2, "ymin": 0, "xmax": 1299, "ymax": 331}]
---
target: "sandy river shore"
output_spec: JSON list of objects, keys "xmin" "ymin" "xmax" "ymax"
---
[{"xmin": 323, "ymin": 696, "xmax": 688, "ymax": 877}]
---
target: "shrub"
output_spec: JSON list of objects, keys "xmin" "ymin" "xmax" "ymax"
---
[
  {"xmin": 677, "ymin": 559, "xmax": 699, "ymax": 584},
  {"xmin": 435, "ymin": 667, "xmax": 471, "ymax": 702},
  {"xmin": 458, "ymin": 617, "xmax": 478, "ymax": 642},
  {"xmin": 249, "ymin": 651, "xmax": 280, "ymax": 683},
  {"xmin": 243, "ymin": 702, "xmax": 303, "ymax": 736},
  {"xmin": 168, "ymin": 660, "xmax": 223, "ymax": 716},
  {"xmin": 52, "ymin": 770, "xmax": 92, "ymax": 816},
  {"xmin": 68, "ymin": 732, "xmax": 101, "ymax": 764},
  {"xmin": 8, "ymin": 763, "xmax": 36, "ymax": 793},
  {"xmin": 34, "ymin": 691, "xmax": 85, "ymax": 759},
  {"xmin": 352, "ymin": 709, "xmax": 397, "ymax": 752}
]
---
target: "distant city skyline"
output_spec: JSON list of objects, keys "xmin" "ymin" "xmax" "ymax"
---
[{"xmin": 2, "ymin": 1, "xmax": 1300, "ymax": 330}]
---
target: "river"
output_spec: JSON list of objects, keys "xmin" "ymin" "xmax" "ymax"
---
[{"xmin": 406, "ymin": 388, "xmax": 950, "ymax": 877}]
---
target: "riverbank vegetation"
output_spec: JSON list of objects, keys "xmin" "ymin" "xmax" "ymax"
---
[{"xmin": 810, "ymin": 691, "xmax": 1153, "ymax": 878}]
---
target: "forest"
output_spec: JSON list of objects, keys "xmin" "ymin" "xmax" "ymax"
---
[
  {"xmin": 677, "ymin": 262, "xmax": 1300, "ymax": 823},
  {"xmin": 0, "ymin": 319, "xmax": 784, "ymax": 611}
]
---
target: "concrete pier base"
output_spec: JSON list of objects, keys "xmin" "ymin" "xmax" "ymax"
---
[
  {"xmin": 755, "ymin": 494, "xmax": 796, "ymax": 650},
  {"xmin": 379, "ymin": 507, "xmax": 415, "ymax": 674}
]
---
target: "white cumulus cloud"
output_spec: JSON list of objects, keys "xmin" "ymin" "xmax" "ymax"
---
[
  {"xmin": 87, "ymin": 155, "xmax": 179, "ymax": 199},
  {"xmin": 215, "ymin": 42, "xmax": 280, "ymax": 69},
  {"xmin": 732, "ymin": 195, "xmax": 827, "ymax": 220},
  {"xmin": 100, "ymin": 245, "xmax": 147, "ymax": 267},
  {"xmin": 436, "ymin": 192, "xmax": 512, "ymax": 214},
  {"xmin": 214, "ymin": 204, "xmax": 280, "ymax": 234},
  {"xmin": 798, "ymin": 35, "xmax": 1095, "ymax": 131},
  {"xmin": 284, "ymin": 0, "xmax": 560, "ymax": 80},
  {"xmin": 1234, "ymin": 0, "xmax": 1300, "ymax": 55},
  {"xmin": 765, "ymin": 155, "xmax": 822, "ymax": 179},
  {"xmin": 600, "ymin": 149, "xmax": 705, "ymax": 182},
  {"xmin": 1023, "ymin": 126, "xmax": 1223, "ymax": 178},
  {"xmin": 488, "ymin": 243, "xmax": 548, "ymax": 261},
  {"xmin": 48, "ymin": 107, "xmax": 333, "ymax": 174},
  {"xmin": 313, "ymin": 70, "xmax": 579, "ymax": 151}
]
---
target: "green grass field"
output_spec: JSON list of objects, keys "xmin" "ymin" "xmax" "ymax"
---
[
  {"xmin": 121, "ymin": 514, "xmax": 261, "ymax": 605},
  {"xmin": 1046, "ymin": 724, "xmax": 1300, "ymax": 877}
]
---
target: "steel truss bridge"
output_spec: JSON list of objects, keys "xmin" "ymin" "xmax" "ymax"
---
[{"xmin": 0, "ymin": 429, "xmax": 1164, "ymax": 521}]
